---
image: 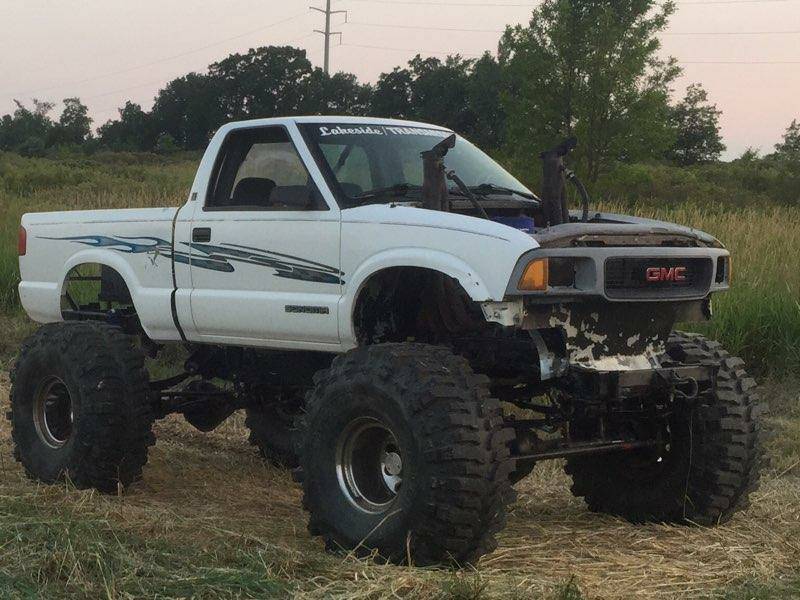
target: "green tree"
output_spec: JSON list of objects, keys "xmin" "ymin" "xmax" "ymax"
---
[
  {"xmin": 300, "ymin": 70, "xmax": 372, "ymax": 115},
  {"xmin": 97, "ymin": 102, "xmax": 158, "ymax": 151},
  {"xmin": 0, "ymin": 99, "xmax": 55, "ymax": 155},
  {"xmin": 499, "ymin": 0, "xmax": 680, "ymax": 181},
  {"xmin": 99, "ymin": 46, "xmax": 374, "ymax": 152},
  {"xmin": 738, "ymin": 147, "xmax": 761, "ymax": 162},
  {"xmin": 210, "ymin": 46, "xmax": 315, "ymax": 120},
  {"xmin": 466, "ymin": 53, "xmax": 507, "ymax": 150},
  {"xmin": 151, "ymin": 72, "xmax": 224, "ymax": 150},
  {"xmin": 666, "ymin": 84, "xmax": 725, "ymax": 165},
  {"xmin": 369, "ymin": 54, "xmax": 505, "ymax": 150},
  {"xmin": 371, "ymin": 67, "xmax": 414, "ymax": 119},
  {"xmin": 406, "ymin": 55, "xmax": 477, "ymax": 135},
  {"xmin": 155, "ymin": 132, "xmax": 180, "ymax": 154},
  {"xmin": 774, "ymin": 119, "xmax": 800, "ymax": 161},
  {"xmin": 52, "ymin": 97, "xmax": 92, "ymax": 146}
]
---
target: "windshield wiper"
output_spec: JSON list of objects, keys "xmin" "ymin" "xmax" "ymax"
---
[
  {"xmin": 470, "ymin": 183, "xmax": 538, "ymax": 201},
  {"xmin": 351, "ymin": 183, "xmax": 422, "ymax": 205},
  {"xmin": 446, "ymin": 170, "xmax": 491, "ymax": 220}
]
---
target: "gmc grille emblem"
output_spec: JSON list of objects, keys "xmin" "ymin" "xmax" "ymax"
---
[{"xmin": 646, "ymin": 266, "xmax": 688, "ymax": 282}]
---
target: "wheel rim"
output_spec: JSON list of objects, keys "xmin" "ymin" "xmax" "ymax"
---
[
  {"xmin": 33, "ymin": 377, "xmax": 74, "ymax": 449},
  {"xmin": 336, "ymin": 417, "xmax": 403, "ymax": 513}
]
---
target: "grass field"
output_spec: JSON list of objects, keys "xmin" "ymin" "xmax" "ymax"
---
[{"xmin": 2, "ymin": 151, "xmax": 800, "ymax": 598}]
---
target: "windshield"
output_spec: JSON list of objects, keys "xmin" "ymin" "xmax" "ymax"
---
[{"xmin": 300, "ymin": 123, "xmax": 534, "ymax": 208}]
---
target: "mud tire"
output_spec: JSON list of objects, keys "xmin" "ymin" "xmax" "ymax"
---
[
  {"xmin": 8, "ymin": 322, "xmax": 154, "ymax": 493},
  {"xmin": 565, "ymin": 332, "xmax": 764, "ymax": 525},
  {"xmin": 294, "ymin": 343, "xmax": 516, "ymax": 565}
]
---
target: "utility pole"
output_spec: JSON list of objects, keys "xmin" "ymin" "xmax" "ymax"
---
[{"xmin": 310, "ymin": 0, "xmax": 346, "ymax": 75}]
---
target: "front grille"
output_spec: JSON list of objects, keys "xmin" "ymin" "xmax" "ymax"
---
[{"xmin": 604, "ymin": 257, "xmax": 713, "ymax": 299}]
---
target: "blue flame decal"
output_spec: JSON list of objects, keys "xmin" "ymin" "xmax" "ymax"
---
[{"xmin": 41, "ymin": 235, "xmax": 344, "ymax": 283}]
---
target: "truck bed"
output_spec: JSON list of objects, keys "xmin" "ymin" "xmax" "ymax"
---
[{"xmin": 19, "ymin": 207, "xmax": 180, "ymax": 340}]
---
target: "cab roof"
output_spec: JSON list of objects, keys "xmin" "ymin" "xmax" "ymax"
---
[{"xmin": 221, "ymin": 115, "xmax": 452, "ymax": 133}]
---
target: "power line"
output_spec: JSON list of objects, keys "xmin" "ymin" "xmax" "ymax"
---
[
  {"xmin": 664, "ymin": 29, "xmax": 800, "ymax": 35},
  {"xmin": 346, "ymin": 0, "xmax": 798, "ymax": 5},
  {"xmin": 29, "ymin": 31, "xmax": 315, "ymax": 122},
  {"xmin": 348, "ymin": 20, "xmax": 800, "ymax": 35},
  {"xmin": 84, "ymin": 79, "xmax": 170, "ymax": 101},
  {"xmin": 84, "ymin": 32, "xmax": 315, "ymax": 110},
  {"xmin": 679, "ymin": 0, "xmax": 798, "ymax": 4},
  {"xmin": 348, "ymin": 20, "xmax": 504, "ymax": 32},
  {"xmin": 10, "ymin": 11, "xmax": 308, "ymax": 98},
  {"xmin": 683, "ymin": 59, "xmax": 800, "ymax": 63},
  {"xmin": 341, "ymin": 42, "xmax": 483, "ymax": 56},
  {"xmin": 348, "ymin": 0, "xmax": 533, "ymax": 6},
  {"xmin": 343, "ymin": 40, "xmax": 800, "ymax": 64}
]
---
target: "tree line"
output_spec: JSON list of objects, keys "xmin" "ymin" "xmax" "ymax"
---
[{"xmin": 2, "ymin": 0, "xmax": 799, "ymax": 180}]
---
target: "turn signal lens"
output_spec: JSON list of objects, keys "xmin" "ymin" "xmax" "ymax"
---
[
  {"xmin": 18, "ymin": 226, "xmax": 27, "ymax": 256},
  {"xmin": 519, "ymin": 258, "xmax": 549, "ymax": 291}
]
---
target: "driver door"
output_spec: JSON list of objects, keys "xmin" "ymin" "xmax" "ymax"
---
[{"xmin": 186, "ymin": 125, "xmax": 342, "ymax": 348}]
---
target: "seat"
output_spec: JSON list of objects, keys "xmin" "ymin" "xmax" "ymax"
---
[{"xmin": 231, "ymin": 177, "xmax": 276, "ymax": 207}]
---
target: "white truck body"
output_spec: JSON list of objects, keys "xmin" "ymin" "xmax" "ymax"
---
[{"xmin": 19, "ymin": 116, "xmax": 539, "ymax": 351}]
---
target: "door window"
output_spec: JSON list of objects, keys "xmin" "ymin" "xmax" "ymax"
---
[{"xmin": 206, "ymin": 127, "xmax": 327, "ymax": 211}]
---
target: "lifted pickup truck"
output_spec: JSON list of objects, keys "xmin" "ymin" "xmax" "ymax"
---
[{"xmin": 10, "ymin": 116, "xmax": 762, "ymax": 565}]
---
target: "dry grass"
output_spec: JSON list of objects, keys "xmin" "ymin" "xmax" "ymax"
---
[{"xmin": 2, "ymin": 371, "xmax": 799, "ymax": 599}]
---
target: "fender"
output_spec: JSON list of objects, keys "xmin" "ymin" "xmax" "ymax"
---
[
  {"xmin": 338, "ymin": 248, "xmax": 493, "ymax": 348},
  {"xmin": 60, "ymin": 248, "xmax": 142, "ymax": 296},
  {"xmin": 58, "ymin": 249, "xmax": 178, "ymax": 341}
]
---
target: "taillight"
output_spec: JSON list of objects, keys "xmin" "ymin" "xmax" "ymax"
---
[{"xmin": 18, "ymin": 226, "xmax": 27, "ymax": 256}]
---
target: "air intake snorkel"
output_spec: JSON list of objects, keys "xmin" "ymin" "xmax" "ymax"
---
[
  {"xmin": 539, "ymin": 137, "xmax": 592, "ymax": 225},
  {"xmin": 421, "ymin": 134, "xmax": 456, "ymax": 212}
]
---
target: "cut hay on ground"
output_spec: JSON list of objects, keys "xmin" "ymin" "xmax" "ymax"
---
[{"xmin": 1, "ymin": 371, "xmax": 799, "ymax": 599}]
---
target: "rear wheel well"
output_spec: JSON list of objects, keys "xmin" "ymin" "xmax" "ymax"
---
[
  {"xmin": 352, "ymin": 266, "xmax": 487, "ymax": 345},
  {"xmin": 60, "ymin": 264, "xmax": 145, "ymax": 340},
  {"xmin": 61, "ymin": 263, "xmax": 134, "ymax": 315}
]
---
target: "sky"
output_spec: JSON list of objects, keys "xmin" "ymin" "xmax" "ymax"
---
[{"xmin": 1, "ymin": 0, "xmax": 798, "ymax": 159}]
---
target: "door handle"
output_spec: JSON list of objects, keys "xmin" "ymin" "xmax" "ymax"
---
[{"xmin": 192, "ymin": 227, "xmax": 211, "ymax": 243}]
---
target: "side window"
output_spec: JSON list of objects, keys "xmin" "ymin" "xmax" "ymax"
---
[{"xmin": 207, "ymin": 127, "xmax": 327, "ymax": 211}]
